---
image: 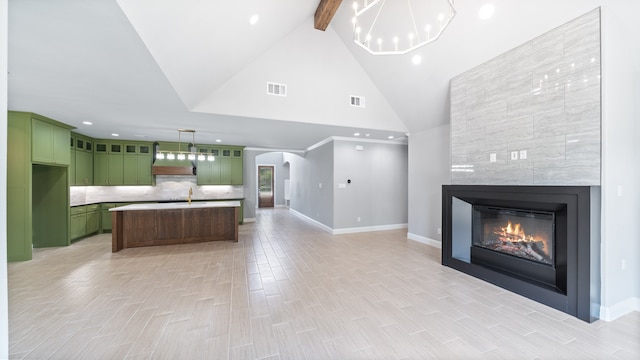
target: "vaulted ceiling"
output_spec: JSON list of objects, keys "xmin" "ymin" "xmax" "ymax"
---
[{"xmin": 7, "ymin": 0, "xmax": 606, "ymax": 150}]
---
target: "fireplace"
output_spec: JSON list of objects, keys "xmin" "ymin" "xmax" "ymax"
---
[{"xmin": 442, "ymin": 185, "xmax": 600, "ymax": 322}]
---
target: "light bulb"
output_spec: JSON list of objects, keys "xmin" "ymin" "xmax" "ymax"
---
[
  {"xmin": 156, "ymin": 152, "xmax": 165, "ymax": 160},
  {"xmin": 177, "ymin": 153, "xmax": 186, "ymax": 160},
  {"xmin": 187, "ymin": 153, "xmax": 196, "ymax": 161},
  {"xmin": 197, "ymin": 154, "xmax": 206, "ymax": 161},
  {"xmin": 167, "ymin": 153, "xmax": 175, "ymax": 160}
]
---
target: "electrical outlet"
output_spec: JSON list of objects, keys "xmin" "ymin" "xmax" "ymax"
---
[
  {"xmin": 519, "ymin": 150, "xmax": 527, "ymax": 159},
  {"xmin": 437, "ymin": 227, "xmax": 442, "ymax": 235},
  {"xmin": 318, "ymin": 183, "xmax": 322, "ymax": 189},
  {"xmin": 357, "ymin": 217, "xmax": 361, "ymax": 222},
  {"xmin": 510, "ymin": 151, "xmax": 519, "ymax": 160},
  {"xmin": 490, "ymin": 153, "xmax": 497, "ymax": 163},
  {"xmin": 622, "ymin": 259, "xmax": 627, "ymax": 271}
]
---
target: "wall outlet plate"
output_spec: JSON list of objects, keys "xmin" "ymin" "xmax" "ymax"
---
[
  {"xmin": 510, "ymin": 151, "xmax": 519, "ymax": 160},
  {"xmin": 519, "ymin": 150, "xmax": 527, "ymax": 159}
]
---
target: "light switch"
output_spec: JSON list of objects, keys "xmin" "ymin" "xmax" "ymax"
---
[
  {"xmin": 490, "ymin": 153, "xmax": 497, "ymax": 163},
  {"xmin": 338, "ymin": 183, "xmax": 346, "ymax": 189},
  {"xmin": 510, "ymin": 151, "xmax": 519, "ymax": 160},
  {"xmin": 519, "ymin": 150, "xmax": 527, "ymax": 159},
  {"xmin": 318, "ymin": 183, "xmax": 322, "ymax": 189}
]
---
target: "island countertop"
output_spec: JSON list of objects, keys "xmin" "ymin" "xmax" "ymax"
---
[{"xmin": 109, "ymin": 201, "xmax": 241, "ymax": 212}]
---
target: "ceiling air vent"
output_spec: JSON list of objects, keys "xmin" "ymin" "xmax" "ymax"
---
[
  {"xmin": 267, "ymin": 82, "xmax": 287, "ymax": 96},
  {"xmin": 350, "ymin": 95, "xmax": 365, "ymax": 108}
]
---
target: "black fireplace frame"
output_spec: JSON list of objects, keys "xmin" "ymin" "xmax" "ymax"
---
[{"xmin": 442, "ymin": 185, "xmax": 597, "ymax": 322}]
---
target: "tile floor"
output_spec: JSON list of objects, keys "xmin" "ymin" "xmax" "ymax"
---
[{"xmin": 8, "ymin": 208, "xmax": 640, "ymax": 359}]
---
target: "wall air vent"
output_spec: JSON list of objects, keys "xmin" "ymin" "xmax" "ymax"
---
[
  {"xmin": 350, "ymin": 95, "xmax": 365, "ymax": 108},
  {"xmin": 267, "ymin": 82, "xmax": 287, "ymax": 96}
]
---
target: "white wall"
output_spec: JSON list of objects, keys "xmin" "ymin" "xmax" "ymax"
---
[
  {"xmin": 1, "ymin": 0, "xmax": 9, "ymax": 355},
  {"xmin": 407, "ymin": 124, "xmax": 450, "ymax": 246},
  {"xmin": 598, "ymin": 3, "xmax": 640, "ymax": 320}
]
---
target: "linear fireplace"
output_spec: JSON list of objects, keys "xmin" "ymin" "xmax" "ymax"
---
[{"xmin": 442, "ymin": 185, "xmax": 600, "ymax": 322}]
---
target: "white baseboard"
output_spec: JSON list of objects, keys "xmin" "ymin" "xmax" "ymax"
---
[
  {"xmin": 288, "ymin": 209, "xmax": 334, "ymax": 233},
  {"xmin": 332, "ymin": 223, "xmax": 408, "ymax": 235},
  {"xmin": 288, "ymin": 209, "xmax": 409, "ymax": 235},
  {"xmin": 242, "ymin": 218, "xmax": 256, "ymax": 223},
  {"xmin": 599, "ymin": 297, "xmax": 640, "ymax": 321},
  {"xmin": 407, "ymin": 233, "xmax": 442, "ymax": 248}
]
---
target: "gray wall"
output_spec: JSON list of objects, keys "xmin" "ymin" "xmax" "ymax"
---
[
  {"xmin": 333, "ymin": 140, "xmax": 408, "ymax": 229},
  {"xmin": 288, "ymin": 142, "xmax": 334, "ymax": 228},
  {"xmin": 408, "ymin": 124, "xmax": 450, "ymax": 242},
  {"xmin": 450, "ymin": 9, "xmax": 601, "ymax": 186}
]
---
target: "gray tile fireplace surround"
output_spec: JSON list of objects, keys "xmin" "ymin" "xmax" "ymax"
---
[{"xmin": 450, "ymin": 8, "xmax": 601, "ymax": 186}]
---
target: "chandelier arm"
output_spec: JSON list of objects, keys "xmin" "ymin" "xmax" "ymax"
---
[
  {"xmin": 407, "ymin": 0, "xmax": 422, "ymax": 43},
  {"xmin": 365, "ymin": 0, "xmax": 387, "ymax": 43}
]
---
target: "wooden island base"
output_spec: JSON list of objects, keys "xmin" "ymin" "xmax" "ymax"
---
[{"xmin": 111, "ymin": 201, "xmax": 239, "ymax": 252}]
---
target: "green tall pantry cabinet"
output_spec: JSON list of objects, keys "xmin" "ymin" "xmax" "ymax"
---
[{"xmin": 7, "ymin": 112, "xmax": 73, "ymax": 261}]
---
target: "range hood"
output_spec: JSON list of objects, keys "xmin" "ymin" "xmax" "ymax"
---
[{"xmin": 152, "ymin": 158, "xmax": 196, "ymax": 175}]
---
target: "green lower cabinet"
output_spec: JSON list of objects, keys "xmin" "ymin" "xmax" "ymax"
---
[
  {"xmin": 70, "ymin": 207, "xmax": 87, "ymax": 240},
  {"xmin": 101, "ymin": 203, "xmax": 116, "ymax": 232},
  {"xmin": 71, "ymin": 204, "xmax": 101, "ymax": 241},
  {"xmin": 86, "ymin": 205, "xmax": 100, "ymax": 235}
]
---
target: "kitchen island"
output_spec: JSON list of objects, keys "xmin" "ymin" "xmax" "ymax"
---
[{"xmin": 110, "ymin": 201, "xmax": 240, "ymax": 252}]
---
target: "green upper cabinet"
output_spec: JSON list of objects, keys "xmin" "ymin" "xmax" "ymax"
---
[
  {"xmin": 94, "ymin": 140, "xmax": 152, "ymax": 185},
  {"xmin": 196, "ymin": 146, "xmax": 243, "ymax": 185},
  {"xmin": 71, "ymin": 133, "xmax": 94, "ymax": 186},
  {"xmin": 31, "ymin": 117, "xmax": 72, "ymax": 166}
]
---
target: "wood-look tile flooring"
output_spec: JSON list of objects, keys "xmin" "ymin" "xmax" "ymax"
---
[{"xmin": 8, "ymin": 208, "xmax": 640, "ymax": 359}]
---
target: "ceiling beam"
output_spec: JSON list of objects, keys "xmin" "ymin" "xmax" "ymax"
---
[{"xmin": 314, "ymin": 0, "xmax": 343, "ymax": 31}]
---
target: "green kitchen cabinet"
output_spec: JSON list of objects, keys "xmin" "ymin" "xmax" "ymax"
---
[
  {"xmin": 196, "ymin": 146, "xmax": 243, "ymax": 185},
  {"xmin": 69, "ymin": 135, "xmax": 76, "ymax": 186},
  {"xmin": 73, "ymin": 134, "xmax": 94, "ymax": 186},
  {"xmin": 93, "ymin": 153, "xmax": 108, "ymax": 185},
  {"xmin": 107, "ymin": 154, "xmax": 124, "ymax": 185},
  {"xmin": 101, "ymin": 203, "xmax": 116, "ymax": 232},
  {"xmin": 31, "ymin": 118, "xmax": 72, "ymax": 166},
  {"xmin": 86, "ymin": 204, "xmax": 100, "ymax": 235},
  {"xmin": 70, "ymin": 206, "xmax": 87, "ymax": 240},
  {"xmin": 75, "ymin": 150, "xmax": 93, "ymax": 185},
  {"xmin": 71, "ymin": 204, "xmax": 100, "ymax": 240},
  {"xmin": 8, "ymin": 112, "xmax": 71, "ymax": 262},
  {"xmin": 123, "ymin": 143, "xmax": 152, "ymax": 185}
]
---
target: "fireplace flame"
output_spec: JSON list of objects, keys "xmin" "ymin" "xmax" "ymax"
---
[{"xmin": 496, "ymin": 220, "xmax": 550, "ymax": 256}]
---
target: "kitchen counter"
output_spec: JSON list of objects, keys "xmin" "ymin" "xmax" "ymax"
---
[
  {"xmin": 111, "ymin": 201, "xmax": 239, "ymax": 252},
  {"xmin": 110, "ymin": 201, "xmax": 240, "ymax": 211}
]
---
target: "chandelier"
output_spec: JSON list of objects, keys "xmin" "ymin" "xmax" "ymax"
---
[
  {"xmin": 155, "ymin": 129, "xmax": 215, "ymax": 162},
  {"xmin": 352, "ymin": 0, "xmax": 456, "ymax": 55}
]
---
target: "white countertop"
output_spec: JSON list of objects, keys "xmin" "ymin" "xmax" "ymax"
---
[{"xmin": 109, "ymin": 201, "xmax": 241, "ymax": 211}]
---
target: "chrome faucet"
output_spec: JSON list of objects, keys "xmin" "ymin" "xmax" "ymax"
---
[{"xmin": 188, "ymin": 187, "xmax": 193, "ymax": 204}]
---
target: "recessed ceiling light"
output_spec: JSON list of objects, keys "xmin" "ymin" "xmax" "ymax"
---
[
  {"xmin": 134, "ymin": 134, "xmax": 147, "ymax": 138},
  {"xmin": 388, "ymin": 135, "xmax": 394, "ymax": 139},
  {"xmin": 412, "ymin": 55, "xmax": 422, "ymax": 65},
  {"xmin": 82, "ymin": 121, "xmax": 92, "ymax": 125},
  {"xmin": 216, "ymin": 139, "xmax": 222, "ymax": 143},
  {"xmin": 111, "ymin": 133, "xmax": 119, "ymax": 137},
  {"xmin": 479, "ymin": 4, "xmax": 495, "ymax": 20},
  {"xmin": 365, "ymin": 133, "xmax": 370, "ymax": 137},
  {"xmin": 249, "ymin": 14, "xmax": 259, "ymax": 25},
  {"xmin": 354, "ymin": 132, "xmax": 360, "ymax": 136}
]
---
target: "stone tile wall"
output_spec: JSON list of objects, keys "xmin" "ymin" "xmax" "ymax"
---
[
  {"xmin": 450, "ymin": 9, "xmax": 600, "ymax": 185},
  {"xmin": 70, "ymin": 175, "xmax": 244, "ymax": 206}
]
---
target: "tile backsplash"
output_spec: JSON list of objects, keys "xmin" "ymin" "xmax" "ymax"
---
[
  {"xmin": 450, "ymin": 8, "xmax": 601, "ymax": 186},
  {"xmin": 70, "ymin": 175, "xmax": 243, "ymax": 206}
]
